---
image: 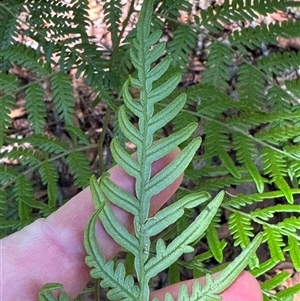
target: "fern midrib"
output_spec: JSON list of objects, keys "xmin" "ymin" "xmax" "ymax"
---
[{"xmin": 136, "ymin": 5, "xmax": 153, "ymax": 300}]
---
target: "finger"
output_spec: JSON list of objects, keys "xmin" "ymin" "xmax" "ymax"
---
[
  {"xmin": 150, "ymin": 271, "xmax": 263, "ymax": 301},
  {"xmin": 2, "ymin": 148, "xmax": 182, "ymax": 301}
]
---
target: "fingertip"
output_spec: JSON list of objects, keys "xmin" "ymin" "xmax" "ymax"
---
[{"xmin": 220, "ymin": 271, "xmax": 263, "ymax": 301}]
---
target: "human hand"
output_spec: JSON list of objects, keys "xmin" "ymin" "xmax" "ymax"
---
[{"xmin": 1, "ymin": 149, "xmax": 262, "ymax": 301}]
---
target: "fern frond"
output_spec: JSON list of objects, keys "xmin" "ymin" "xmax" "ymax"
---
[
  {"xmin": 256, "ymin": 126, "xmax": 300, "ymax": 145},
  {"xmin": 39, "ymin": 161, "xmax": 58, "ymax": 209},
  {"xmin": 284, "ymin": 236, "xmax": 300, "ymax": 272},
  {"xmin": 3, "ymin": 147, "xmax": 44, "ymax": 167},
  {"xmin": 261, "ymin": 147, "xmax": 293, "ymax": 203},
  {"xmin": 66, "ymin": 151, "xmax": 92, "ymax": 188},
  {"xmin": 167, "ymin": 25, "xmax": 196, "ymax": 72},
  {"xmin": 197, "ymin": 175, "xmax": 249, "ymax": 193},
  {"xmin": 26, "ymin": 134, "xmax": 68, "ymax": 154},
  {"xmin": 228, "ymin": 212, "xmax": 255, "ymax": 249},
  {"xmin": 229, "ymin": 23, "xmax": 276, "ymax": 54},
  {"xmin": 65, "ymin": 125, "xmax": 89, "ymax": 146},
  {"xmin": 204, "ymin": 121, "xmax": 241, "ymax": 178},
  {"xmin": 206, "ymin": 210, "xmax": 225, "ymax": 263},
  {"xmin": 2, "ymin": 44, "xmax": 50, "ymax": 76},
  {"xmin": 0, "ymin": 165, "xmax": 17, "ymax": 186},
  {"xmin": 103, "ymin": 0, "xmax": 122, "ymax": 49},
  {"xmin": 0, "ymin": 189, "xmax": 6, "ymax": 218},
  {"xmin": 258, "ymin": 51, "xmax": 300, "ymax": 75},
  {"xmin": 199, "ymin": 0, "xmax": 299, "ymax": 34},
  {"xmin": 263, "ymin": 226, "xmax": 285, "ymax": 262},
  {"xmin": 251, "ymin": 204, "xmax": 300, "ymax": 221},
  {"xmin": 51, "ymin": 72, "xmax": 74, "ymax": 125},
  {"xmin": 0, "ymin": 3, "xmax": 21, "ymax": 53},
  {"xmin": 0, "ymin": 95, "xmax": 15, "ymax": 148},
  {"xmin": 0, "ymin": 73, "xmax": 19, "ymax": 93},
  {"xmin": 233, "ymin": 132, "xmax": 264, "ymax": 193},
  {"xmin": 13, "ymin": 175, "xmax": 33, "ymax": 221},
  {"xmin": 225, "ymin": 189, "xmax": 300, "ymax": 209},
  {"xmin": 25, "ymin": 83, "xmax": 46, "ymax": 133},
  {"xmin": 157, "ymin": 0, "xmax": 192, "ymax": 19},
  {"xmin": 237, "ymin": 64, "xmax": 265, "ymax": 108},
  {"xmin": 202, "ymin": 43, "xmax": 232, "ymax": 91}
]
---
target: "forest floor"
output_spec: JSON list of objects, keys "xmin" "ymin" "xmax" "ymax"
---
[{"xmin": 4, "ymin": 0, "xmax": 300, "ymax": 300}]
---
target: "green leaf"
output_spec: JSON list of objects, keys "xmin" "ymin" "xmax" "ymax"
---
[
  {"xmin": 145, "ymin": 191, "xmax": 224, "ymax": 280},
  {"xmin": 66, "ymin": 151, "xmax": 92, "ymax": 188},
  {"xmin": 284, "ymin": 236, "xmax": 300, "ymax": 272},
  {"xmin": 144, "ymin": 192, "xmax": 210, "ymax": 236},
  {"xmin": 51, "ymin": 72, "xmax": 74, "ymax": 125},
  {"xmin": 0, "ymin": 95, "xmax": 14, "ymax": 148},
  {"xmin": 206, "ymin": 223, "xmax": 224, "ymax": 263},
  {"xmin": 146, "ymin": 123, "xmax": 198, "ymax": 163},
  {"xmin": 38, "ymin": 283, "xmax": 70, "ymax": 301},
  {"xmin": 101, "ymin": 173, "xmax": 139, "ymax": 215},
  {"xmin": 25, "ymin": 83, "xmax": 46, "ymax": 133},
  {"xmin": 145, "ymin": 138, "xmax": 201, "ymax": 199},
  {"xmin": 110, "ymin": 138, "xmax": 140, "ymax": 178}
]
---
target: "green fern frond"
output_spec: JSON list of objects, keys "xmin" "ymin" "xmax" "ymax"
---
[
  {"xmin": 0, "ymin": 189, "xmax": 6, "ymax": 218},
  {"xmin": 157, "ymin": 0, "xmax": 192, "ymax": 19},
  {"xmin": 266, "ymin": 86, "xmax": 294, "ymax": 114},
  {"xmin": 229, "ymin": 23, "xmax": 276, "ymax": 54},
  {"xmin": 3, "ymin": 147, "xmax": 45, "ymax": 167},
  {"xmin": 65, "ymin": 125, "xmax": 89, "ymax": 146},
  {"xmin": 284, "ymin": 236, "xmax": 300, "ymax": 272},
  {"xmin": 202, "ymin": 42, "xmax": 232, "ymax": 91},
  {"xmin": 13, "ymin": 175, "xmax": 33, "ymax": 221},
  {"xmin": 228, "ymin": 212, "xmax": 259, "ymax": 268},
  {"xmin": 233, "ymin": 132, "xmax": 264, "ymax": 193},
  {"xmin": 206, "ymin": 210, "xmax": 225, "ymax": 263},
  {"xmin": 2, "ymin": 43, "xmax": 51, "ymax": 76},
  {"xmin": 277, "ymin": 216, "xmax": 300, "ymax": 235},
  {"xmin": 261, "ymin": 147, "xmax": 293, "ymax": 203},
  {"xmin": 275, "ymin": 285, "xmax": 300, "ymax": 301},
  {"xmin": 0, "ymin": 6, "xmax": 19, "ymax": 50},
  {"xmin": 25, "ymin": 83, "xmax": 46, "ymax": 133},
  {"xmin": 0, "ymin": 73, "xmax": 19, "ymax": 93},
  {"xmin": 204, "ymin": 121, "xmax": 241, "ymax": 178},
  {"xmin": 167, "ymin": 25, "xmax": 196, "ymax": 72},
  {"xmin": 66, "ymin": 151, "xmax": 92, "ymax": 188},
  {"xmin": 39, "ymin": 161, "xmax": 59, "ymax": 209},
  {"xmin": 197, "ymin": 175, "xmax": 249, "ymax": 192},
  {"xmin": 199, "ymin": 0, "xmax": 299, "ymax": 34},
  {"xmin": 103, "ymin": 0, "xmax": 122, "ymax": 49},
  {"xmin": 255, "ymin": 126, "xmax": 300, "ymax": 145},
  {"xmin": 258, "ymin": 51, "xmax": 300, "ymax": 75},
  {"xmin": 0, "ymin": 165, "xmax": 17, "ymax": 185},
  {"xmin": 0, "ymin": 94, "xmax": 15, "ymax": 148},
  {"xmin": 251, "ymin": 204, "xmax": 300, "ymax": 221},
  {"xmin": 51, "ymin": 72, "xmax": 74, "ymax": 125},
  {"xmin": 229, "ymin": 212, "xmax": 254, "ymax": 248},
  {"xmin": 237, "ymin": 64, "xmax": 265, "ymax": 108},
  {"xmin": 26, "ymin": 134, "xmax": 68, "ymax": 154},
  {"xmin": 38, "ymin": 283, "xmax": 70, "ymax": 301},
  {"xmin": 263, "ymin": 226, "xmax": 285, "ymax": 262},
  {"xmin": 172, "ymin": 111, "xmax": 198, "ymax": 132}
]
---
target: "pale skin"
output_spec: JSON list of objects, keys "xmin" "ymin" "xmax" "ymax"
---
[{"xmin": 1, "ymin": 149, "xmax": 263, "ymax": 301}]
